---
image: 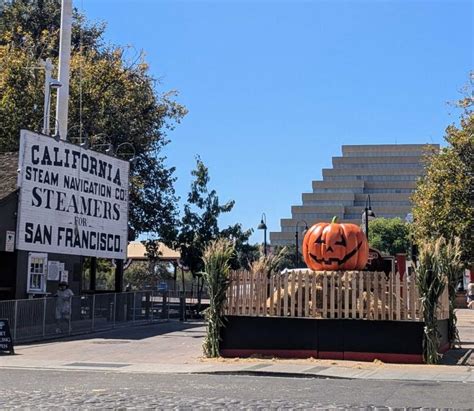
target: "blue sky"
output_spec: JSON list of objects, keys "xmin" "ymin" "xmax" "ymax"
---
[{"xmin": 82, "ymin": 0, "xmax": 472, "ymax": 244}]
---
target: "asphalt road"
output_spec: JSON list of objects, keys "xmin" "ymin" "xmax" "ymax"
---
[{"xmin": 0, "ymin": 368, "xmax": 472, "ymax": 409}]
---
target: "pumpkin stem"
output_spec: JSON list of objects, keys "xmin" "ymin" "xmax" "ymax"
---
[{"xmin": 331, "ymin": 216, "xmax": 338, "ymax": 224}]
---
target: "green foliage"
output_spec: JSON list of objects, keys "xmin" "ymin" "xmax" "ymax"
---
[
  {"xmin": 124, "ymin": 262, "xmax": 150, "ymax": 290},
  {"xmin": 0, "ymin": 0, "xmax": 104, "ymax": 58},
  {"xmin": 415, "ymin": 238, "xmax": 447, "ymax": 364},
  {"xmin": 177, "ymin": 157, "xmax": 253, "ymax": 276},
  {"xmin": 123, "ymin": 260, "xmax": 172, "ymax": 290},
  {"xmin": 220, "ymin": 224, "xmax": 259, "ymax": 270},
  {"xmin": 82, "ymin": 257, "xmax": 114, "ymax": 290},
  {"xmin": 176, "ymin": 268, "xmax": 195, "ymax": 291},
  {"xmin": 230, "ymin": 240, "xmax": 260, "ymax": 271},
  {"xmin": 202, "ymin": 238, "xmax": 234, "ymax": 358},
  {"xmin": 368, "ymin": 218, "xmax": 410, "ymax": 256},
  {"xmin": 124, "ymin": 241, "xmax": 185, "ymax": 290},
  {"xmin": 0, "ymin": 0, "xmax": 187, "ymax": 242},
  {"xmin": 412, "ymin": 99, "xmax": 473, "ymax": 265},
  {"xmin": 271, "ymin": 244, "xmax": 301, "ymax": 270},
  {"xmin": 413, "ymin": 83, "xmax": 473, "ymax": 357},
  {"xmin": 249, "ymin": 246, "xmax": 290, "ymax": 277}
]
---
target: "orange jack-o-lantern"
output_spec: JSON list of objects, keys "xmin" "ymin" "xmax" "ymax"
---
[{"xmin": 302, "ymin": 217, "xmax": 368, "ymax": 271}]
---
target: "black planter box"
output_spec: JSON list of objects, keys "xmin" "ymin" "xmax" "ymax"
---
[{"xmin": 220, "ymin": 316, "xmax": 449, "ymax": 363}]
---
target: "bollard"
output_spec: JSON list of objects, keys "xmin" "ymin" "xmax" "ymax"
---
[
  {"xmin": 109, "ymin": 301, "xmax": 113, "ymax": 322},
  {"xmin": 133, "ymin": 292, "xmax": 136, "ymax": 322},
  {"xmin": 13, "ymin": 300, "xmax": 18, "ymax": 341},
  {"xmin": 161, "ymin": 291, "xmax": 168, "ymax": 319},
  {"xmin": 150, "ymin": 292, "xmax": 154, "ymax": 322},
  {"xmin": 113, "ymin": 293, "xmax": 116, "ymax": 328},
  {"xmin": 145, "ymin": 292, "xmax": 150, "ymax": 320},
  {"xmin": 68, "ymin": 296, "xmax": 72, "ymax": 335},
  {"xmin": 91, "ymin": 294, "xmax": 96, "ymax": 331},
  {"xmin": 42, "ymin": 297, "xmax": 47, "ymax": 337},
  {"xmin": 179, "ymin": 294, "xmax": 186, "ymax": 322}
]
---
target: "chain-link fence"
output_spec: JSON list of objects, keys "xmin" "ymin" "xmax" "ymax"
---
[{"xmin": 0, "ymin": 291, "xmax": 171, "ymax": 344}]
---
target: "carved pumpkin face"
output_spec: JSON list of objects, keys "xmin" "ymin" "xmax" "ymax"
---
[{"xmin": 302, "ymin": 217, "xmax": 368, "ymax": 271}]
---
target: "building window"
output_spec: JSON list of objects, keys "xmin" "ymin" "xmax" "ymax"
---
[{"xmin": 27, "ymin": 253, "xmax": 48, "ymax": 294}]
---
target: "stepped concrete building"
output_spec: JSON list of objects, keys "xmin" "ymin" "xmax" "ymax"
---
[{"xmin": 270, "ymin": 144, "xmax": 439, "ymax": 246}]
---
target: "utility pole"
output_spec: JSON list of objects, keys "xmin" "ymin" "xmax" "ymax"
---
[
  {"xmin": 41, "ymin": 58, "xmax": 53, "ymax": 135},
  {"xmin": 39, "ymin": 58, "xmax": 61, "ymax": 136},
  {"xmin": 55, "ymin": 0, "xmax": 73, "ymax": 141}
]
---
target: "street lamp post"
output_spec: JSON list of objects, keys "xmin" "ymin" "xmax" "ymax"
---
[
  {"xmin": 257, "ymin": 213, "xmax": 268, "ymax": 256},
  {"xmin": 295, "ymin": 220, "xmax": 309, "ymax": 268},
  {"xmin": 362, "ymin": 195, "xmax": 376, "ymax": 240}
]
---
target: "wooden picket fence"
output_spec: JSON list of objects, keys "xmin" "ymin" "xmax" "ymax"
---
[{"xmin": 225, "ymin": 270, "xmax": 449, "ymax": 322}]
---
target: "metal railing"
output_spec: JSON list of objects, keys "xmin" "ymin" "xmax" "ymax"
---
[{"xmin": 0, "ymin": 291, "xmax": 173, "ymax": 344}]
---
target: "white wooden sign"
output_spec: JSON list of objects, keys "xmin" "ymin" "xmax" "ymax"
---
[{"xmin": 16, "ymin": 130, "xmax": 129, "ymax": 259}]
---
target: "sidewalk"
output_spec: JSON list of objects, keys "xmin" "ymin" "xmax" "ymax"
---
[
  {"xmin": 1, "ymin": 310, "xmax": 473, "ymax": 383},
  {"xmin": 440, "ymin": 308, "xmax": 474, "ymax": 366}
]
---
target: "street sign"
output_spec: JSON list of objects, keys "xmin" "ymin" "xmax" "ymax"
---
[{"xmin": 0, "ymin": 319, "xmax": 14, "ymax": 355}]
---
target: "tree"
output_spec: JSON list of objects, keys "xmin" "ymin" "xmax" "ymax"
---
[
  {"xmin": 249, "ymin": 245, "xmax": 291, "ymax": 277},
  {"xmin": 220, "ymin": 224, "xmax": 259, "ymax": 270},
  {"xmin": 412, "ymin": 92, "xmax": 473, "ymax": 265},
  {"xmin": 0, "ymin": 0, "xmax": 104, "ymax": 58},
  {"xmin": 176, "ymin": 157, "xmax": 253, "ymax": 292},
  {"xmin": 271, "ymin": 244, "xmax": 301, "ymax": 270},
  {"xmin": 0, "ymin": 0, "xmax": 187, "ymax": 242},
  {"xmin": 82, "ymin": 257, "xmax": 114, "ymax": 290},
  {"xmin": 368, "ymin": 218, "xmax": 411, "ymax": 256},
  {"xmin": 124, "ymin": 260, "xmax": 172, "ymax": 290}
]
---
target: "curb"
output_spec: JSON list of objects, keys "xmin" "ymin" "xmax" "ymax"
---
[{"xmin": 193, "ymin": 370, "xmax": 350, "ymax": 380}]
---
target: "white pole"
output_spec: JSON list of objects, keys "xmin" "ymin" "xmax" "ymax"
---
[
  {"xmin": 55, "ymin": 0, "xmax": 73, "ymax": 140},
  {"xmin": 42, "ymin": 58, "xmax": 53, "ymax": 135}
]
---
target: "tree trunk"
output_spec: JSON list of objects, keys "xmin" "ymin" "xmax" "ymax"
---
[
  {"xmin": 197, "ymin": 276, "xmax": 204, "ymax": 314},
  {"xmin": 181, "ymin": 268, "xmax": 186, "ymax": 294}
]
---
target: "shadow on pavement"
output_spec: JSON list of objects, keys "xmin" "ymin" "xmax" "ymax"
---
[
  {"xmin": 441, "ymin": 348, "xmax": 473, "ymax": 365},
  {"xmin": 17, "ymin": 320, "xmax": 205, "ymax": 347}
]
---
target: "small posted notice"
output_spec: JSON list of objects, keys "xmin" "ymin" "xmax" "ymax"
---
[{"xmin": 47, "ymin": 261, "xmax": 60, "ymax": 281}]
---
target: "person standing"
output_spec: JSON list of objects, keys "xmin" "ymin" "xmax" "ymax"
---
[
  {"xmin": 467, "ymin": 283, "xmax": 474, "ymax": 309},
  {"xmin": 55, "ymin": 281, "xmax": 74, "ymax": 333}
]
